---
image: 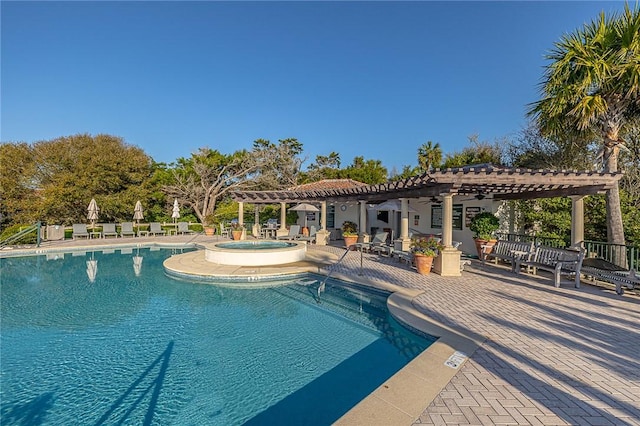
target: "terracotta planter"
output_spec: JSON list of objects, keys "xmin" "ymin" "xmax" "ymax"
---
[
  {"xmin": 204, "ymin": 226, "xmax": 215, "ymax": 236},
  {"xmin": 474, "ymin": 238, "xmax": 496, "ymax": 261},
  {"xmin": 344, "ymin": 235, "xmax": 358, "ymax": 250},
  {"xmin": 414, "ymin": 254, "xmax": 434, "ymax": 275},
  {"xmin": 232, "ymin": 230, "xmax": 243, "ymax": 240}
]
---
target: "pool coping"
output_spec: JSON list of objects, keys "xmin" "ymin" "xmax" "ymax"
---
[
  {"xmin": 326, "ymin": 271, "xmax": 486, "ymax": 426},
  {"xmin": 2, "ymin": 241, "xmax": 485, "ymax": 425}
]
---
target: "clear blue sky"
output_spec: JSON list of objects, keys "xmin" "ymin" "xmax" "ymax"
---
[{"xmin": 0, "ymin": 1, "xmax": 626, "ymax": 173}]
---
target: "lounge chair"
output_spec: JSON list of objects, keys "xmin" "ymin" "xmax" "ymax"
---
[
  {"xmin": 149, "ymin": 222, "xmax": 166, "ymax": 236},
  {"xmin": 277, "ymin": 225, "xmax": 301, "ymax": 240},
  {"xmin": 297, "ymin": 225, "xmax": 317, "ymax": 243},
  {"xmin": 102, "ymin": 223, "xmax": 119, "ymax": 238},
  {"xmin": 120, "ymin": 222, "xmax": 136, "ymax": 238},
  {"xmin": 176, "ymin": 221, "xmax": 194, "ymax": 235},
  {"xmin": 357, "ymin": 232, "xmax": 388, "ymax": 253},
  {"xmin": 72, "ymin": 224, "xmax": 90, "ymax": 239},
  {"xmin": 219, "ymin": 223, "xmax": 229, "ymax": 238}
]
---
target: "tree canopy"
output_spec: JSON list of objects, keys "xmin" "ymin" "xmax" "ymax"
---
[{"xmin": 0, "ymin": 134, "xmax": 155, "ymax": 226}]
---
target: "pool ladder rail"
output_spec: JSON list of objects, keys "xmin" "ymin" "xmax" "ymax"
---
[{"xmin": 316, "ymin": 244, "xmax": 361, "ymax": 301}]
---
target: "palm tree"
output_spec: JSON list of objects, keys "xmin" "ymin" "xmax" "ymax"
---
[
  {"xmin": 528, "ymin": 4, "xmax": 640, "ymax": 247},
  {"xmin": 417, "ymin": 140, "xmax": 443, "ymax": 172}
]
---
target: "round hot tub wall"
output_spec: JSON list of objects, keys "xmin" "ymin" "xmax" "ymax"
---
[{"xmin": 205, "ymin": 240, "xmax": 307, "ymax": 266}]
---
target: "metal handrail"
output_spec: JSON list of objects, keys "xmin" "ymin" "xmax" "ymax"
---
[
  {"xmin": 0, "ymin": 222, "xmax": 41, "ymax": 249},
  {"xmin": 583, "ymin": 240, "xmax": 639, "ymax": 270},
  {"xmin": 317, "ymin": 244, "xmax": 360, "ymax": 301}
]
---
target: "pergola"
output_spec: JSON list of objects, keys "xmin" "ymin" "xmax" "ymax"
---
[{"xmin": 232, "ymin": 165, "xmax": 623, "ymax": 276}]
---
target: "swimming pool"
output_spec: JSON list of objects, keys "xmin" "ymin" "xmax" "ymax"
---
[{"xmin": 1, "ymin": 248, "xmax": 434, "ymax": 425}]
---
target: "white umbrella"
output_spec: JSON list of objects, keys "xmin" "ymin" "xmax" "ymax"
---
[
  {"xmin": 133, "ymin": 200, "xmax": 144, "ymax": 223},
  {"xmin": 87, "ymin": 198, "xmax": 99, "ymax": 228},
  {"xmin": 288, "ymin": 203, "xmax": 319, "ymax": 228},
  {"xmin": 171, "ymin": 199, "xmax": 180, "ymax": 223},
  {"xmin": 374, "ymin": 200, "xmax": 417, "ymax": 240},
  {"xmin": 374, "ymin": 199, "xmax": 417, "ymax": 213}
]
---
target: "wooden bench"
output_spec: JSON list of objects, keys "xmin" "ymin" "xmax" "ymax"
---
[
  {"xmin": 516, "ymin": 245, "xmax": 585, "ymax": 288},
  {"xmin": 581, "ymin": 257, "xmax": 640, "ymax": 295},
  {"xmin": 483, "ymin": 240, "xmax": 535, "ymax": 272}
]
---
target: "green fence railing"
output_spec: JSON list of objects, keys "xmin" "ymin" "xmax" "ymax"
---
[{"xmin": 583, "ymin": 240, "xmax": 639, "ymax": 270}]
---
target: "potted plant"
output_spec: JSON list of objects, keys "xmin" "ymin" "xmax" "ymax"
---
[
  {"xmin": 469, "ymin": 211, "xmax": 500, "ymax": 260},
  {"xmin": 411, "ymin": 236, "xmax": 444, "ymax": 275},
  {"xmin": 203, "ymin": 214, "xmax": 217, "ymax": 236},
  {"xmin": 341, "ymin": 221, "xmax": 358, "ymax": 249},
  {"xmin": 230, "ymin": 222, "xmax": 244, "ymax": 240}
]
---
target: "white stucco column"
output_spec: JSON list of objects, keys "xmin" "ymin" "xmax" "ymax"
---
[
  {"xmin": 278, "ymin": 202, "xmax": 288, "ymax": 238},
  {"xmin": 238, "ymin": 202, "xmax": 245, "ymax": 240},
  {"xmin": 238, "ymin": 202, "xmax": 244, "ymax": 227},
  {"xmin": 316, "ymin": 200, "xmax": 330, "ymax": 245},
  {"xmin": 433, "ymin": 193, "xmax": 461, "ymax": 277},
  {"xmin": 252, "ymin": 205, "xmax": 261, "ymax": 238},
  {"xmin": 359, "ymin": 200, "xmax": 369, "ymax": 243},
  {"xmin": 400, "ymin": 198, "xmax": 409, "ymax": 240},
  {"xmin": 570, "ymin": 195, "xmax": 585, "ymax": 247},
  {"xmin": 394, "ymin": 198, "xmax": 411, "ymax": 251},
  {"xmin": 279, "ymin": 202, "xmax": 287, "ymax": 229},
  {"xmin": 441, "ymin": 194, "xmax": 453, "ymax": 248}
]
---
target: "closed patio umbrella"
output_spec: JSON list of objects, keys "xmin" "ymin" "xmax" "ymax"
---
[
  {"xmin": 87, "ymin": 198, "xmax": 99, "ymax": 229},
  {"xmin": 133, "ymin": 200, "xmax": 144, "ymax": 224},
  {"xmin": 289, "ymin": 203, "xmax": 319, "ymax": 228},
  {"xmin": 171, "ymin": 199, "xmax": 180, "ymax": 223}
]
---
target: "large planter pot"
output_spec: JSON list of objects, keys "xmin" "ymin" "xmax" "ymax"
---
[
  {"xmin": 474, "ymin": 238, "xmax": 496, "ymax": 261},
  {"xmin": 232, "ymin": 230, "xmax": 243, "ymax": 240},
  {"xmin": 414, "ymin": 253, "xmax": 434, "ymax": 275},
  {"xmin": 204, "ymin": 226, "xmax": 215, "ymax": 236},
  {"xmin": 344, "ymin": 235, "xmax": 358, "ymax": 250}
]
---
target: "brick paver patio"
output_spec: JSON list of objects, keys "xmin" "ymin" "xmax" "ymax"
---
[{"xmin": 314, "ymin": 245, "xmax": 640, "ymax": 426}]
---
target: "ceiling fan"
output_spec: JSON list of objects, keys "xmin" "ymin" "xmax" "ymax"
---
[{"xmin": 458, "ymin": 193, "xmax": 488, "ymax": 201}]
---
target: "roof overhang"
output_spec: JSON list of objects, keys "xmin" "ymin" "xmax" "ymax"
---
[{"xmin": 231, "ymin": 166, "xmax": 623, "ymax": 204}]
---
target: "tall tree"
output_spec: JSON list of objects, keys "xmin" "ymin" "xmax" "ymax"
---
[
  {"xmin": 252, "ymin": 138, "xmax": 305, "ymax": 189},
  {"xmin": 163, "ymin": 148, "xmax": 260, "ymax": 224},
  {"xmin": 417, "ymin": 140, "xmax": 443, "ymax": 172},
  {"xmin": 1, "ymin": 134, "xmax": 154, "ymax": 225},
  {"xmin": 339, "ymin": 156, "xmax": 388, "ymax": 184},
  {"xmin": 528, "ymin": 4, "xmax": 640, "ymax": 246},
  {"xmin": 442, "ymin": 135, "xmax": 504, "ymax": 168}
]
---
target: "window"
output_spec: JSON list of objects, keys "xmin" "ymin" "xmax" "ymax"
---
[{"xmin": 327, "ymin": 205, "xmax": 335, "ymax": 228}]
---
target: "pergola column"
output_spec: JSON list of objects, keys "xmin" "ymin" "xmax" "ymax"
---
[
  {"xmin": 570, "ymin": 195, "xmax": 585, "ymax": 248},
  {"xmin": 359, "ymin": 200, "xmax": 369, "ymax": 243},
  {"xmin": 397, "ymin": 198, "xmax": 411, "ymax": 251},
  {"xmin": 253, "ymin": 205, "xmax": 260, "ymax": 238},
  {"xmin": 316, "ymin": 201, "xmax": 330, "ymax": 245},
  {"xmin": 433, "ymin": 193, "xmax": 461, "ymax": 276},
  {"xmin": 278, "ymin": 202, "xmax": 288, "ymax": 238},
  {"xmin": 238, "ymin": 201, "xmax": 245, "ymax": 240},
  {"xmin": 441, "ymin": 194, "xmax": 453, "ymax": 247}
]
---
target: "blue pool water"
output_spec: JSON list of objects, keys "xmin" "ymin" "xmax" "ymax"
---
[{"xmin": 1, "ymin": 248, "xmax": 434, "ymax": 425}]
